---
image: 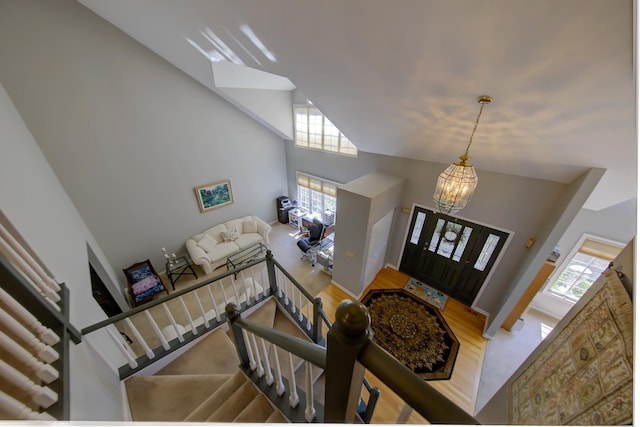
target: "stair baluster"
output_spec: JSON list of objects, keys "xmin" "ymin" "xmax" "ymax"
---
[
  {"xmin": 249, "ymin": 332, "xmax": 265, "ymax": 377},
  {"xmin": 206, "ymin": 285, "xmax": 221, "ymax": 322},
  {"xmin": 218, "ymin": 280, "xmax": 229, "ymax": 307},
  {"xmin": 106, "ymin": 326, "xmax": 138, "ymax": 368},
  {"xmin": 248, "ymin": 269, "xmax": 259, "ymax": 302},
  {"xmin": 287, "ymin": 352, "xmax": 299, "ymax": 408},
  {"xmin": 162, "ymin": 303, "xmax": 184, "ymax": 342},
  {"xmin": 304, "ymin": 361, "xmax": 316, "ymax": 421},
  {"xmin": 144, "ymin": 311, "xmax": 170, "ymax": 350},
  {"xmin": 257, "ymin": 265, "xmax": 268, "ymax": 297},
  {"xmin": 124, "ymin": 318, "xmax": 154, "ymax": 359},
  {"xmin": 178, "ymin": 296, "xmax": 197, "ymax": 335},
  {"xmin": 271, "ymin": 343, "xmax": 286, "ymax": 396},
  {"xmin": 297, "ymin": 289, "xmax": 303, "ymax": 322},
  {"xmin": 306, "ymin": 302, "xmax": 311, "ymax": 331},
  {"xmin": 238, "ymin": 272, "xmax": 250, "ymax": 305},
  {"xmin": 193, "ymin": 291, "xmax": 209, "ymax": 328},
  {"xmin": 258, "ymin": 338, "xmax": 275, "ymax": 386},
  {"xmin": 276, "ymin": 270, "xmax": 283, "ymax": 298},
  {"xmin": 230, "ymin": 276, "xmax": 241, "ymax": 307},
  {"xmin": 242, "ymin": 329, "xmax": 257, "ymax": 370}
]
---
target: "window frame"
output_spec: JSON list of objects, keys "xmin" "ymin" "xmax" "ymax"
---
[
  {"xmin": 293, "ymin": 104, "xmax": 358, "ymax": 157},
  {"xmin": 542, "ymin": 233, "xmax": 624, "ymax": 304},
  {"xmin": 296, "ymin": 172, "xmax": 340, "ymax": 221}
]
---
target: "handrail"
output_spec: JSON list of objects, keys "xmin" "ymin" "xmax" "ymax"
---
[
  {"xmin": 81, "ymin": 257, "xmax": 266, "ymax": 335},
  {"xmin": 359, "ymin": 340, "xmax": 478, "ymax": 424},
  {"xmin": 229, "ymin": 309, "xmax": 326, "ymax": 368}
]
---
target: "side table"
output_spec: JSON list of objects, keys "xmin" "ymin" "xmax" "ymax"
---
[{"xmin": 166, "ymin": 256, "xmax": 198, "ymax": 290}]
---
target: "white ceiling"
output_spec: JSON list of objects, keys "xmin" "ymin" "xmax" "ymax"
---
[{"xmin": 78, "ymin": 0, "xmax": 636, "ymax": 210}]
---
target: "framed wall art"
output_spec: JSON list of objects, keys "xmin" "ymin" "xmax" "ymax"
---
[{"xmin": 194, "ymin": 179, "xmax": 234, "ymax": 213}]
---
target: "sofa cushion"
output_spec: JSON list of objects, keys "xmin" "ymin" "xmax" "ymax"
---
[
  {"xmin": 225, "ymin": 216, "xmax": 252, "ymax": 233},
  {"xmin": 204, "ymin": 224, "xmax": 227, "ymax": 243},
  {"xmin": 242, "ymin": 220, "xmax": 258, "ymax": 234},
  {"xmin": 235, "ymin": 233, "xmax": 263, "ymax": 249},
  {"xmin": 208, "ymin": 241, "xmax": 240, "ymax": 261},
  {"xmin": 196, "ymin": 234, "xmax": 217, "ymax": 252}
]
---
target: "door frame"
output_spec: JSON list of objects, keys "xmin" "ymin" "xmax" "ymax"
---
[{"xmin": 396, "ymin": 203, "xmax": 515, "ymax": 309}]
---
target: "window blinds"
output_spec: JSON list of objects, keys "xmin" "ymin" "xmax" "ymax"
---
[{"xmin": 297, "ymin": 173, "xmax": 338, "ymax": 197}]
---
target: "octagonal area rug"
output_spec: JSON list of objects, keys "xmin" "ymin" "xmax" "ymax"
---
[{"xmin": 361, "ymin": 289, "xmax": 459, "ymax": 381}]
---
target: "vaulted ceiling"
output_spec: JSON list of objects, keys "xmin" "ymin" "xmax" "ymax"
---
[{"xmin": 79, "ymin": 0, "xmax": 636, "ymax": 210}]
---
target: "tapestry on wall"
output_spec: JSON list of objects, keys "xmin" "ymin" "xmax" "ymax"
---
[{"xmin": 508, "ymin": 268, "xmax": 633, "ymax": 425}]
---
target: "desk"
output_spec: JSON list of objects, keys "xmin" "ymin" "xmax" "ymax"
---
[
  {"xmin": 166, "ymin": 256, "xmax": 198, "ymax": 290},
  {"xmin": 316, "ymin": 233, "xmax": 334, "ymax": 274}
]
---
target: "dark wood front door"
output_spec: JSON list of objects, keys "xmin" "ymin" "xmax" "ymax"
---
[{"xmin": 400, "ymin": 206, "xmax": 509, "ymax": 306}]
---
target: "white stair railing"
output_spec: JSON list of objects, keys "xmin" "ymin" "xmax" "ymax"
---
[
  {"xmin": 0, "ymin": 330, "xmax": 58, "ymax": 383},
  {"xmin": 144, "ymin": 311, "xmax": 170, "ymax": 351},
  {"xmin": 0, "ymin": 308, "xmax": 59, "ymax": 363},
  {"xmin": 287, "ymin": 352, "xmax": 300, "ymax": 408},
  {"xmin": 0, "ymin": 391, "xmax": 56, "ymax": 421},
  {"xmin": 304, "ymin": 361, "xmax": 316, "ymax": 421},
  {"xmin": 123, "ymin": 318, "xmax": 155, "ymax": 359},
  {"xmin": 0, "ymin": 358, "xmax": 57, "ymax": 408},
  {"xmin": 0, "ymin": 287, "xmax": 59, "ymax": 346}
]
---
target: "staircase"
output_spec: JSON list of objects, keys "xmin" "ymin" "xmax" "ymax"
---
[{"xmin": 124, "ymin": 298, "xmax": 325, "ymax": 422}]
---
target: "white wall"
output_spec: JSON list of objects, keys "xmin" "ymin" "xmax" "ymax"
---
[
  {"xmin": 0, "ymin": 0, "xmax": 289, "ymax": 290},
  {"xmin": 0, "ymin": 82, "xmax": 125, "ymax": 420}
]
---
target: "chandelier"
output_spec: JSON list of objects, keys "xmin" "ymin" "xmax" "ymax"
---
[{"xmin": 433, "ymin": 95, "xmax": 492, "ymax": 215}]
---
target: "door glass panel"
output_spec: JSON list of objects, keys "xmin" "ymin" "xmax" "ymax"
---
[
  {"xmin": 428, "ymin": 219, "xmax": 446, "ymax": 252},
  {"xmin": 452, "ymin": 226, "xmax": 473, "ymax": 261},
  {"xmin": 474, "ymin": 233, "xmax": 500, "ymax": 271},
  {"xmin": 409, "ymin": 212, "xmax": 426, "ymax": 244},
  {"xmin": 437, "ymin": 222, "xmax": 462, "ymax": 258}
]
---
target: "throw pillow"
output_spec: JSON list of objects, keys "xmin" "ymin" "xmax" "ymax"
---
[
  {"xmin": 242, "ymin": 220, "xmax": 258, "ymax": 234},
  {"xmin": 197, "ymin": 234, "xmax": 217, "ymax": 252},
  {"xmin": 221, "ymin": 226, "xmax": 240, "ymax": 242}
]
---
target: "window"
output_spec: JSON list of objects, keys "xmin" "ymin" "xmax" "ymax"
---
[
  {"xmin": 296, "ymin": 172, "xmax": 338, "ymax": 223},
  {"xmin": 544, "ymin": 235, "xmax": 623, "ymax": 303},
  {"xmin": 294, "ymin": 105, "xmax": 358, "ymax": 156}
]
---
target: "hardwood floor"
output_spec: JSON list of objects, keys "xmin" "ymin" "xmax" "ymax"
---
[{"xmin": 315, "ymin": 267, "xmax": 488, "ymax": 423}]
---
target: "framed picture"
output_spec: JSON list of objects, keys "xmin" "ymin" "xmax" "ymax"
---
[{"xmin": 194, "ymin": 179, "xmax": 234, "ymax": 213}]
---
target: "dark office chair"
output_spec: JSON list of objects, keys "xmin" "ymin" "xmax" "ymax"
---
[{"xmin": 297, "ymin": 218, "xmax": 325, "ymax": 266}]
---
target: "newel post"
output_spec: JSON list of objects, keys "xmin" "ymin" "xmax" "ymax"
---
[
  {"xmin": 324, "ymin": 299, "xmax": 371, "ymax": 423},
  {"xmin": 312, "ymin": 297, "xmax": 323, "ymax": 343},
  {"xmin": 225, "ymin": 303, "xmax": 250, "ymax": 368},
  {"xmin": 265, "ymin": 250, "xmax": 278, "ymax": 294}
]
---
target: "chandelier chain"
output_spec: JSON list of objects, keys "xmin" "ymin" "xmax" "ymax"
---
[{"xmin": 463, "ymin": 103, "xmax": 485, "ymax": 157}]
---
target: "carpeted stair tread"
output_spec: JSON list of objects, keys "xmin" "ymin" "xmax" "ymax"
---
[
  {"xmin": 206, "ymin": 380, "xmax": 259, "ymax": 422},
  {"xmin": 157, "ymin": 328, "xmax": 239, "ymax": 375},
  {"xmin": 245, "ymin": 297, "xmax": 277, "ymax": 328},
  {"xmin": 291, "ymin": 360, "xmax": 325, "ymax": 399},
  {"xmin": 184, "ymin": 371, "xmax": 246, "ymax": 422},
  {"xmin": 234, "ymin": 393, "xmax": 280, "ymax": 422},
  {"xmin": 125, "ymin": 374, "xmax": 230, "ymax": 421}
]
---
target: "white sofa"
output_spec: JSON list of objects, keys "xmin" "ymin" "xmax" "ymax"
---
[{"xmin": 186, "ymin": 215, "xmax": 271, "ymax": 274}]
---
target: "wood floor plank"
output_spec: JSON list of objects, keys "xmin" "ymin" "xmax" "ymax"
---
[{"xmin": 315, "ymin": 266, "xmax": 487, "ymax": 422}]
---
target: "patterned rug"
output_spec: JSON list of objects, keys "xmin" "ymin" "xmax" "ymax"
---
[
  {"xmin": 509, "ymin": 268, "xmax": 633, "ymax": 424},
  {"xmin": 361, "ymin": 289, "xmax": 459, "ymax": 381}
]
